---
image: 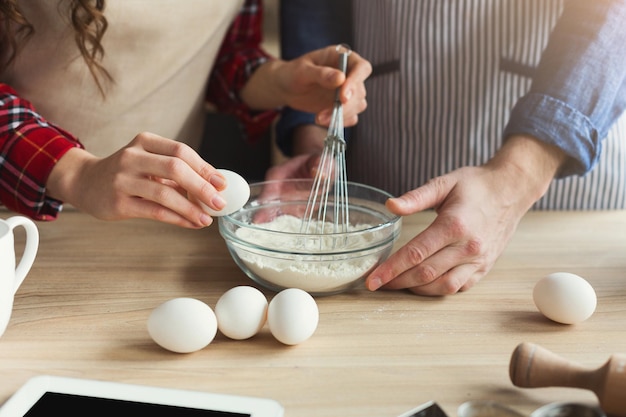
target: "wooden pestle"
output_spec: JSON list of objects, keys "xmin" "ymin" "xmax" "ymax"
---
[{"xmin": 509, "ymin": 342, "xmax": 626, "ymax": 417}]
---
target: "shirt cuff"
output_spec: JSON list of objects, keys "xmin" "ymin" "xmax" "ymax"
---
[
  {"xmin": 503, "ymin": 93, "xmax": 600, "ymax": 178},
  {"xmin": 4, "ymin": 123, "xmax": 82, "ymax": 220}
]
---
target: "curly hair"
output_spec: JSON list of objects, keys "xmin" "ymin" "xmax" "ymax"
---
[{"xmin": 0, "ymin": 0, "xmax": 112, "ymax": 94}]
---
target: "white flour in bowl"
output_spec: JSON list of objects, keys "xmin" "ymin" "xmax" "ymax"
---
[{"xmin": 234, "ymin": 215, "xmax": 380, "ymax": 293}]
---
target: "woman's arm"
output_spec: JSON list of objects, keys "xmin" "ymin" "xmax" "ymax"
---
[
  {"xmin": 0, "ymin": 84, "xmax": 82, "ymax": 220},
  {"xmin": 205, "ymin": 0, "xmax": 277, "ymax": 142}
]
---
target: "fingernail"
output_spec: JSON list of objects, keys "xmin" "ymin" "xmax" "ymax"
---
[
  {"xmin": 387, "ymin": 197, "xmax": 406, "ymax": 209},
  {"xmin": 212, "ymin": 194, "xmax": 226, "ymax": 210},
  {"xmin": 199, "ymin": 213, "xmax": 213, "ymax": 227},
  {"xmin": 210, "ymin": 174, "xmax": 226, "ymax": 190},
  {"xmin": 344, "ymin": 89, "xmax": 353, "ymax": 100},
  {"xmin": 367, "ymin": 276, "xmax": 382, "ymax": 291}
]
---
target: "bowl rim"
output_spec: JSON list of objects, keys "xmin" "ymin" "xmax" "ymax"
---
[
  {"xmin": 218, "ymin": 178, "xmax": 402, "ymax": 256},
  {"xmin": 220, "ymin": 179, "xmax": 402, "ymax": 237},
  {"xmin": 245, "ymin": 178, "xmax": 395, "ymax": 194}
]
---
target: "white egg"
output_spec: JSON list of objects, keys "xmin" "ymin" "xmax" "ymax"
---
[
  {"xmin": 268, "ymin": 288, "xmax": 319, "ymax": 345},
  {"xmin": 201, "ymin": 169, "xmax": 250, "ymax": 216},
  {"xmin": 147, "ymin": 298, "xmax": 217, "ymax": 353},
  {"xmin": 215, "ymin": 286, "xmax": 268, "ymax": 340},
  {"xmin": 533, "ymin": 272, "xmax": 597, "ymax": 325}
]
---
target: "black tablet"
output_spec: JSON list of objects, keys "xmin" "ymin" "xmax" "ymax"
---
[{"xmin": 0, "ymin": 375, "xmax": 284, "ymax": 417}]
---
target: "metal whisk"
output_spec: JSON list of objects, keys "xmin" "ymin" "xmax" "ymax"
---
[{"xmin": 301, "ymin": 45, "xmax": 351, "ymax": 240}]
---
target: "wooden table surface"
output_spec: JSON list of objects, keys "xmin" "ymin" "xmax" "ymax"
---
[{"xmin": 1, "ymin": 209, "xmax": 625, "ymax": 417}]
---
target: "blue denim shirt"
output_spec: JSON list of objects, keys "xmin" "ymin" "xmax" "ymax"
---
[{"xmin": 277, "ymin": 0, "xmax": 626, "ymax": 178}]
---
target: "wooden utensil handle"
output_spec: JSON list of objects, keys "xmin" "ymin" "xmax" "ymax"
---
[
  {"xmin": 510, "ymin": 342, "xmax": 626, "ymax": 417},
  {"xmin": 509, "ymin": 342, "xmax": 598, "ymax": 392}
]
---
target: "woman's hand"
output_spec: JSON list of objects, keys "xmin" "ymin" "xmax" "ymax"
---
[
  {"xmin": 46, "ymin": 132, "xmax": 227, "ymax": 228},
  {"xmin": 241, "ymin": 45, "xmax": 372, "ymax": 126},
  {"xmin": 365, "ymin": 135, "xmax": 567, "ymax": 295}
]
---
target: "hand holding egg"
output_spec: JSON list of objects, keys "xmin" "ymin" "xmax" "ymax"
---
[{"xmin": 200, "ymin": 169, "xmax": 250, "ymax": 217}]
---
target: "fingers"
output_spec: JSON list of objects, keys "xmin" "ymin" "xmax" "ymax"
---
[
  {"xmin": 340, "ymin": 50, "xmax": 372, "ymax": 103},
  {"xmin": 130, "ymin": 133, "xmax": 228, "ymax": 211},
  {"xmin": 265, "ymin": 154, "xmax": 320, "ymax": 182},
  {"xmin": 310, "ymin": 46, "xmax": 371, "ymax": 96},
  {"xmin": 386, "ymin": 176, "xmax": 454, "ymax": 215},
  {"xmin": 337, "ymin": 61, "xmax": 370, "ymax": 126},
  {"xmin": 365, "ymin": 167, "xmax": 526, "ymax": 296},
  {"xmin": 379, "ymin": 251, "xmax": 483, "ymax": 296},
  {"xmin": 94, "ymin": 132, "xmax": 231, "ymax": 228},
  {"xmin": 135, "ymin": 133, "xmax": 225, "ymax": 188},
  {"xmin": 304, "ymin": 46, "xmax": 370, "ymax": 127},
  {"xmin": 254, "ymin": 163, "xmax": 314, "ymax": 224},
  {"xmin": 120, "ymin": 197, "xmax": 210, "ymax": 229},
  {"xmin": 365, "ymin": 208, "xmax": 490, "ymax": 296},
  {"xmin": 119, "ymin": 173, "xmax": 213, "ymax": 227},
  {"xmin": 365, "ymin": 221, "xmax": 452, "ymax": 291},
  {"xmin": 365, "ymin": 178, "xmax": 458, "ymax": 293},
  {"xmin": 338, "ymin": 50, "xmax": 371, "ymax": 126},
  {"xmin": 261, "ymin": 155, "xmax": 320, "ymax": 205},
  {"xmin": 297, "ymin": 44, "xmax": 350, "ymax": 90},
  {"xmin": 300, "ymin": 65, "xmax": 346, "ymax": 91},
  {"xmin": 316, "ymin": 99, "xmax": 366, "ymax": 127},
  {"xmin": 405, "ymin": 264, "xmax": 483, "ymax": 296}
]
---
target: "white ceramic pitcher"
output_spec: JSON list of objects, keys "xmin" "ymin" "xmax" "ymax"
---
[{"xmin": 0, "ymin": 216, "xmax": 39, "ymax": 338}]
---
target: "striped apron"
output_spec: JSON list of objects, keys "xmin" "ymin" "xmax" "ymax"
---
[{"xmin": 348, "ymin": 0, "xmax": 626, "ymax": 209}]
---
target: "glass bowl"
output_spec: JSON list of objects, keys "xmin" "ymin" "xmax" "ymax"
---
[{"xmin": 218, "ymin": 179, "xmax": 402, "ymax": 296}]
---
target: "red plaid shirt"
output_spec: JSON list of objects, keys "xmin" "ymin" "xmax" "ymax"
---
[{"xmin": 0, "ymin": 0, "xmax": 277, "ymax": 221}]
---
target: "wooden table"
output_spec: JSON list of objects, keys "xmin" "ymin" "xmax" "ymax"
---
[{"xmin": 2, "ymin": 209, "xmax": 626, "ymax": 417}]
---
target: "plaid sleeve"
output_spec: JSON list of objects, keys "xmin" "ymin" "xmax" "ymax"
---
[
  {"xmin": 0, "ymin": 84, "xmax": 83, "ymax": 221},
  {"xmin": 206, "ymin": 0, "xmax": 279, "ymax": 142}
]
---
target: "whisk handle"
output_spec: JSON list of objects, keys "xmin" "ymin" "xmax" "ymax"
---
[
  {"xmin": 336, "ymin": 44, "xmax": 351, "ymax": 73},
  {"xmin": 338, "ymin": 51, "xmax": 349, "ymax": 74},
  {"xmin": 334, "ymin": 45, "xmax": 351, "ymax": 103}
]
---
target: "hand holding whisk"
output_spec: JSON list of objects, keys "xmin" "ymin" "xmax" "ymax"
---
[{"xmin": 301, "ymin": 44, "xmax": 352, "ymax": 238}]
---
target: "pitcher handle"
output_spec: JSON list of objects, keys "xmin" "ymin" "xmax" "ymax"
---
[{"xmin": 5, "ymin": 216, "xmax": 39, "ymax": 294}]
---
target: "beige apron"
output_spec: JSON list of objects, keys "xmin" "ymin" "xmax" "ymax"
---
[{"xmin": 1, "ymin": 0, "xmax": 244, "ymax": 157}]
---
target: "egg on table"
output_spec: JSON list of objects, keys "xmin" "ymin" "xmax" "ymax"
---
[
  {"xmin": 215, "ymin": 286, "xmax": 268, "ymax": 340},
  {"xmin": 147, "ymin": 297, "xmax": 218, "ymax": 353},
  {"xmin": 533, "ymin": 272, "xmax": 597, "ymax": 325},
  {"xmin": 267, "ymin": 288, "xmax": 319, "ymax": 345}
]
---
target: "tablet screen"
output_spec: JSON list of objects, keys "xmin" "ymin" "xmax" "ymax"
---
[
  {"xmin": 24, "ymin": 392, "xmax": 249, "ymax": 416},
  {"xmin": 1, "ymin": 376, "xmax": 283, "ymax": 417}
]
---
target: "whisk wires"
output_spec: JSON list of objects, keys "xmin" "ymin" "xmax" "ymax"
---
[{"xmin": 301, "ymin": 45, "xmax": 351, "ymax": 244}]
